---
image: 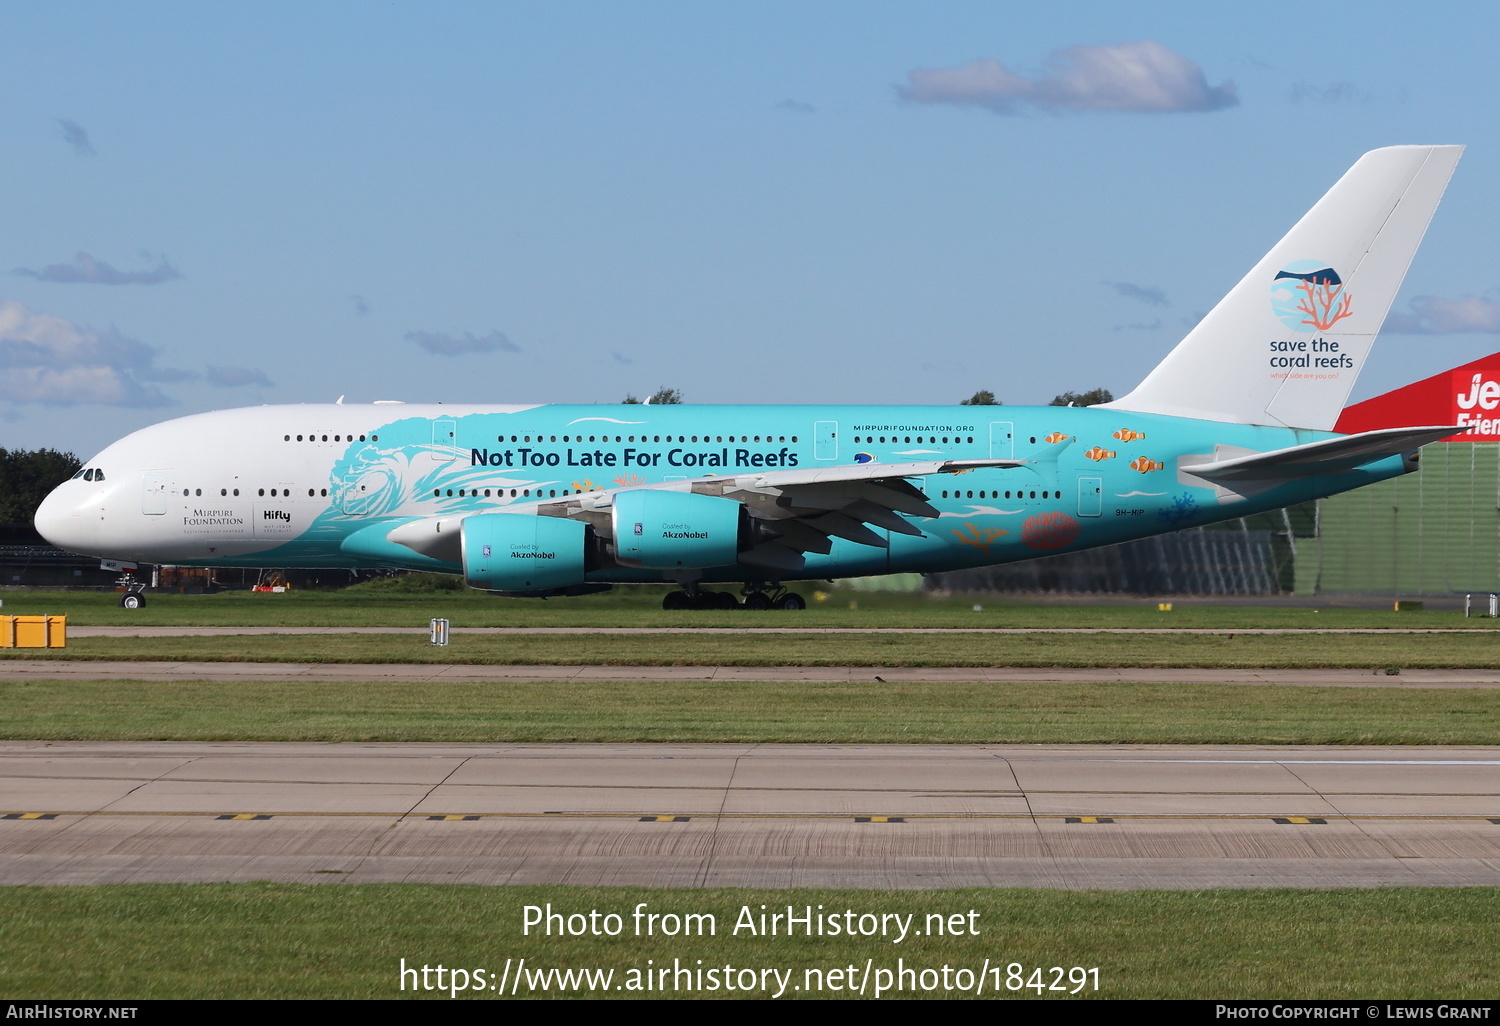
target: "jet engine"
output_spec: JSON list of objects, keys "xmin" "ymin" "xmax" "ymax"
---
[
  {"xmin": 460, "ymin": 514, "xmax": 590, "ymax": 592},
  {"xmin": 611, "ymin": 490, "xmax": 745, "ymax": 569}
]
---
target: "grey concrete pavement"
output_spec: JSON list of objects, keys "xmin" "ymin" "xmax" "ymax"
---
[{"xmin": 1, "ymin": 741, "xmax": 1496, "ymax": 888}]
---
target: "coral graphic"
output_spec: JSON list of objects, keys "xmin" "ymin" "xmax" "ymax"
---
[
  {"xmin": 570, "ymin": 479, "xmax": 597, "ymax": 493},
  {"xmin": 1112, "ymin": 428, "xmax": 1146, "ymax": 442},
  {"xmin": 1129, "ymin": 456, "xmax": 1164, "ymax": 473},
  {"xmin": 951, "ymin": 521, "xmax": 1008, "ymax": 555},
  {"xmin": 1021, "ymin": 511, "xmax": 1081, "ymax": 550},
  {"xmin": 1044, "ymin": 432, "xmax": 1069, "ymax": 443},
  {"xmin": 1294, "ymin": 276, "xmax": 1353, "ymax": 331},
  {"xmin": 611, "ymin": 473, "xmax": 647, "ymax": 487},
  {"xmin": 1156, "ymin": 493, "xmax": 1198, "ymax": 527},
  {"xmin": 1083, "ymin": 447, "xmax": 1116, "ymax": 462},
  {"xmin": 1270, "ymin": 261, "xmax": 1354, "ymax": 332}
]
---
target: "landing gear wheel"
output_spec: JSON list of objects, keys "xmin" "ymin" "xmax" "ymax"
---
[
  {"xmin": 711, "ymin": 591, "xmax": 739, "ymax": 610},
  {"xmin": 120, "ymin": 592, "xmax": 146, "ymax": 610},
  {"xmin": 662, "ymin": 591, "xmax": 691, "ymax": 610},
  {"xmin": 743, "ymin": 592, "xmax": 772, "ymax": 611},
  {"xmin": 777, "ymin": 592, "xmax": 806, "ymax": 611}
]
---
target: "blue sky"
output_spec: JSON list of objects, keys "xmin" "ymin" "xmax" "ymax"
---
[{"xmin": 4, "ymin": 1, "xmax": 1499, "ymax": 457}]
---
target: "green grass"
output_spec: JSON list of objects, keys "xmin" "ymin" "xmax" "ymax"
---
[
  {"xmin": 2, "ymin": 678, "xmax": 1496, "ymax": 743},
  {"xmin": 10, "ymin": 629, "xmax": 1500, "ymax": 667},
  {"xmin": 0, "ymin": 885, "xmax": 1493, "ymax": 998},
  {"xmin": 3, "ymin": 586, "xmax": 1495, "ymax": 629}
]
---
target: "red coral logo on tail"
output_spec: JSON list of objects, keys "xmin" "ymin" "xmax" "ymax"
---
[{"xmin": 1271, "ymin": 261, "xmax": 1354, "ymax": 332}]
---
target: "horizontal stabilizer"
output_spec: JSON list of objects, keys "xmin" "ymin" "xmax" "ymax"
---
[{"xmin": 1180, "ymin": 425, "xmax": 1459, "ymax": 482}]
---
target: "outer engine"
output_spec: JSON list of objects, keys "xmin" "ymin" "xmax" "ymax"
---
[{"xmin": 611, "ymin": 490, "xmax": 745, "ymax": 568}]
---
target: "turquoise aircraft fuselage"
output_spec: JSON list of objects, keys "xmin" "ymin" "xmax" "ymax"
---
[
  {"xmin": 33, "ymin": 146, "xmax": 1468, "ymax": 607},
  {"xmin": 33, "ymin": 403, "xmax": 1412, "ymax": 578}
]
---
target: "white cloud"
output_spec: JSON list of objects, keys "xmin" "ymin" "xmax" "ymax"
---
[
  {"xmin": 56, "ymin": 118, "xmax": 95, "ymax": 156},
  {"xmin": 206, "ymin": 365, "xmax": 273, "ymax": 388},
  {"xmin": 1383, "ymin": 295, "xmax": 1500, "ymax": 334},
  {"xmin": 899, "ymin": 41, "xmax": 1237, "ymax": 114},
  {"xmin": 1289, "ymin": 82, "xmax": 1371, "ymax": 105},
  {"xmin": 0, "ymin": 300, "xmax": 172, "ymax": 406},
  {"xmin": 1113, "ymin": 318, "xmax": 1163, "ymax": 332},
  {"xmin": 405, "ymin": 329, "xmax": 520, "ymax": 356},
  {"xmin": 14, "ymin": 252, "xmax": 180, "ymax": 285},
  {"xmin": 1107, "ymin": 281, "xmax": 1169, "ymax": 307}
]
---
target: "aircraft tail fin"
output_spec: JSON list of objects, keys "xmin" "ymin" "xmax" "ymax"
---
[{"xmin": 1102, "ymin": 145, "xmax": 1463, "ymax": 431}]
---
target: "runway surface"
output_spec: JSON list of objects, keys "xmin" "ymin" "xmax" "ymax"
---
[
  {"xmin": 3, "ymin": 741, "xmax": 1497, "ymax": 889},
  {"xmin": 2, "ymin": 657, "xmax": 1497, "ymax": 686}
]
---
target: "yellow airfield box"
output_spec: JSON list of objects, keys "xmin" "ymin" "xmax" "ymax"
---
[{"xmin": 0, "ymin": 615, "xmax": 67, "ymax": 648}]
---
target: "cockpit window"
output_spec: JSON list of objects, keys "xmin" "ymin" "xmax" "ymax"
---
[
  {"xmin": 71, "ymin": 469, "xmax": 85, "ymax": 480},
  {"xmin": 94, "ymin": 469, "xmax": 105, "ymax": 481},
  {"xmin": 83, "ymin": 469, "xmax": 95, "ymax": 481}
]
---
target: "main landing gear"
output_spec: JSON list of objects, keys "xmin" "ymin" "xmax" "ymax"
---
[{"xmin": 660, "ymin": 584, "xmax": 806, "ymax": 611}]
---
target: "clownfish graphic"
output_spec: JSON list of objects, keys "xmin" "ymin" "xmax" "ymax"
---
[
  {"xmin": 1112, "ymin": 428, "xmax": 1146, "ymax": 442},
  {"xmin": 1129, "ymin": 456, "xmax": 1165, "ymax": 473},
  {"xmin": 1083, "ymin": 447, "xmax": 1116, "ymax": 462},
  {"xmin": 1044, "ymin": 432, "xmax": 1069, "ymax": 443}
]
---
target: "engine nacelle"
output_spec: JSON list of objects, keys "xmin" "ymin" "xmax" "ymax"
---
[
  {"xmin": 612, "ymin": 489, "xmax": 744, "ymax": 569},
  {"xmin": 461, "ymin": 514, "xmax": 588, "ymax": 592}
]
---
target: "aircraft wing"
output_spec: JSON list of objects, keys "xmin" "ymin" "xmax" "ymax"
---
[
  {"xmin": 1179, "ymin": 425, "xmax": 1461, "ymax": 483},
  {"xmin": 385, "ymin": 458, "xmax": 1023, "ymax": 569},
  {"xmin": 690, "ymin": 459, "xmax": 1023, "ymax": 568}
]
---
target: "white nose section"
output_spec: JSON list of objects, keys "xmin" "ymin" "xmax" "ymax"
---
[{"xmin": 33, "ymin": 484, "xmax": 99, "ymax": 555}]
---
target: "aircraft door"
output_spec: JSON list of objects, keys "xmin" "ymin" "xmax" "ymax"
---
[
  {"xmin": 989, "ymin": 422, "xmax": 1014, "ymax": 458},
  {"xmin": 814, "ymin": 421, "xmax": 838, "ymax": 461},
  {"xmin": 142, "ymin": 475, "xmax": 168, "ymax": 515},
  {"xmin": 340, "ymin": 472, "xmax": 377, "ymax": 517},
  {"xmin": 433, "ymin": 419, "xmax": 457, "ymax": 460},
  {"xmin": 1077, "ymin": 476, "xmax": 1103, "ymax": 518}
]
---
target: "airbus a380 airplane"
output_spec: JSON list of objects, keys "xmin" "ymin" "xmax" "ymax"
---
[{"xmin": 36, "ymin": 146, "xmax": 1466, "ymax": 610}]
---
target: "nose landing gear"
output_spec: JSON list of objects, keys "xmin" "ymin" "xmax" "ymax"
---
[{"xmin": 114, "ymin": 568, "xmax": 148, "ymax": 609}]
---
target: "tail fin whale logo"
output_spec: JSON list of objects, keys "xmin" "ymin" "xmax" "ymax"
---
[{"xmin": 1271, "ymin": 261, "xmax": 1354, "ymax": 332}]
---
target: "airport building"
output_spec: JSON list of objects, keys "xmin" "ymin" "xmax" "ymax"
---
[{"xmin": 1304, "ymin": 351, "xmax": 1500, "ymax": 597}]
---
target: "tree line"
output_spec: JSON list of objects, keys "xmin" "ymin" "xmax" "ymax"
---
[{"xmin": 0, "ymin": 449, "xmax": 81, "ymax": 543}]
